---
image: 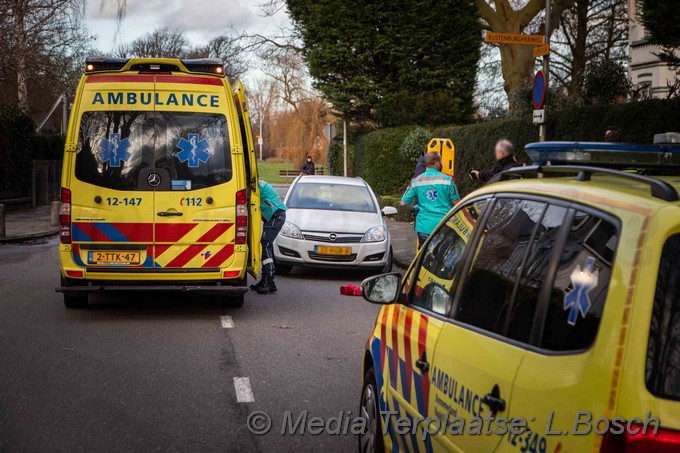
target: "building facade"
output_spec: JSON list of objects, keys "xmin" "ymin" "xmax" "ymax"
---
[{"xmin": 627, "ymin": 0, "xmax": 678, "ymax": 98}]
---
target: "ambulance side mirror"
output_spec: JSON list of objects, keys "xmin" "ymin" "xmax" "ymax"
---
[
  {"xmin": 361, "ymin": 273, "xmax": 401, "ymax": 305},
  {"xmin": 382, "ymin": 206, "xmax": 398, "ymax": 216}
]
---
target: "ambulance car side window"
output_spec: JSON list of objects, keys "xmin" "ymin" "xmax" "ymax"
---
[
  {"xmin": 76, "ymin": 111, "xmax": 152, "ymax": 190},
  {"xmin": 155, "ymin": 112, "xmax": 232, "ymax": 189},
  {"xmin": 539, "ymin": 211, "xmax": 618, "ymax": 351},
  {"xmin": 647, "ymin": 234, "xmax": 680, "ymax": 400},
  {"xmin": 453, "ymin": 199, "xmax": 547, "ymax": 336},
  {"xmin": 409, "ymin": 200, "xmax": 487, "ymax": 316}
]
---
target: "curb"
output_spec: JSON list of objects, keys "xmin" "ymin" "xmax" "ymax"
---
[
  {"xmin": 393, "ymin": 254, "xmax": 413, "ymax": 270},
  {"xmin": 0, "ymin": 229, "xmax": 59, "ymax": 245}
]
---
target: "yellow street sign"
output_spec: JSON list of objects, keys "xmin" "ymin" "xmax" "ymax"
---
[
  {"xmin": 485, "ymin": 32, "xmax": 545, "ymax": 46},
  {"xmin": 533, "ymin": 44, "xmax": 551, "ymax": 58}
]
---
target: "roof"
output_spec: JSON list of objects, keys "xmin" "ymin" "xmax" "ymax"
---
[{"xmin": 294, "ymin": 175, "xmax": 366, "ymax": 186}]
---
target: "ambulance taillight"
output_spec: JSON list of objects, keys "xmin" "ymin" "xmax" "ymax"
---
[
  {"xmin": 59, "ymin": 188, "xmax": 71, "ymax": 244},
  {"xmin": 235, "ymin": 189, "xmax": 248, "ymax": 244}
]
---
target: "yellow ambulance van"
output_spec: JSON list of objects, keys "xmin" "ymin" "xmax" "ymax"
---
[{"xmin": 56, "ymin": 57, "xmax": 261, "ymax": 308}]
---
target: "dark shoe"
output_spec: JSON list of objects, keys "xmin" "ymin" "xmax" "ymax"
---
[
  {"xmin": 256, "ymin": 275, "xmax": 277, "ymax": 294},
  {"xmin": 250, "ymin": 279, "xmax": 266, "ymax": 291}
]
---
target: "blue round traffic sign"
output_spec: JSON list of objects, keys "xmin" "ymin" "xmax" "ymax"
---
[{"xmin": 532, "ymin": 70, "xmax": 546, "ymax": 109}]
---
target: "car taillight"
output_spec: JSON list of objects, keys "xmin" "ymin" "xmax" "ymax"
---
[
  {"xmin": 60, "ymin": 188, "xmax": 71, "ymax": 244},
  {"xmin": 235, "ymin": 189, "xmax": 248, "ymax": 244},
  {"xmin": 601, "ymin": 426, "xmax": 680, "ymax": 453}
]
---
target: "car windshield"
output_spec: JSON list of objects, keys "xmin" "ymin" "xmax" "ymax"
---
[
  {"xmin": 287, "ymin": 182, "xmax": 376, "ymax": 213},
  {"xmin": 75, "ymin": 111, "xmax": 232, "ymax": 191}
]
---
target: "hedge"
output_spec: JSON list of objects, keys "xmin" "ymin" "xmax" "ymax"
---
[{"xmin": 355, "ymin": 98, "xmax": 680, "ymax": 197}]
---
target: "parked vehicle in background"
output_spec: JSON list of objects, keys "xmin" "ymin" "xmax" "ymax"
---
[
  {"xmin": 56, "ymin": 57, "xmax": 261, "ymax": 309},
  {"xmin": 274, "ymin": 176, "xmax": 396, "ymax": 274}
]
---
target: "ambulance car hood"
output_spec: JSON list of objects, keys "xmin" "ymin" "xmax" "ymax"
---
[{"xmin": 285, "ymin": 208, "xmax": 382, "ymax": 234}]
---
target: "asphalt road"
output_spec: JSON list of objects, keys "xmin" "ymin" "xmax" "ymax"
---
[{"xmin": 0, "ymin": 237, "xmax": 382, "ymax": 452}]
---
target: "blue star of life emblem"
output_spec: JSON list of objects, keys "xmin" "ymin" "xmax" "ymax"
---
[
  {"xmin": 564, "ymin": 256, "xmax": 599, "ymax": 326},
  {"xmin": 177, "ymin": 133, "xmax": 210, "ymax": 168},
  {"xmin": 426, "ymin": 188, "xmax": 439, "ymax": 201},
  {"xmin": 98, "ymin": 133, "xmax": 131, "ymax": 167}
]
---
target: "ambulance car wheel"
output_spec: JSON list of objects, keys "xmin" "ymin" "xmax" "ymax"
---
[
  {"xmin": 63, "ymin": 293, "xmax": 88, "ymax": 309},
  {"xmin": 359, "ymin": 368, "xmax": 384, "ymax": 453},
  {"xmin": 275, "ymin": 261, "xmax": 293, "ymax": 276},
  {"xmin": 61, "ymin": 277, "xmax": 88, "ymax": 308},
  {"xmin": 219, "ymin": 294, "xmax": 244, "ymax": 308}
]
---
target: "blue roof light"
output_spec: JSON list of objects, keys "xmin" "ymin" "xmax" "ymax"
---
[{"xmin": 525, "ymin": 141, "xmax": 680, "ymax": 168}]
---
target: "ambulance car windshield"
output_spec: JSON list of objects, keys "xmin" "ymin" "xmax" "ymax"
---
[{"xmin": 75, "ymin": 111, "xmax": 232, "ymax": 191}]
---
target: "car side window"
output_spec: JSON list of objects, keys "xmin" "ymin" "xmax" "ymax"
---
[
  {"xmin": 407, "ymin": 200, "xmax": 487, "ymax": 315},
  {"xmin": 453, "ymin": 198, "xmax": 549, "ymax": 336},
  {"xmin": 539, "ymin": 211, "xmax": 618, "ymax": 351},
  {"xmin": 647, "ymin": 234, "xmax": 680, "ymax": 400}
]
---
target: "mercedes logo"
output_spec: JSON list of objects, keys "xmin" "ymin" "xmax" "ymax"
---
[
  {"xmin": 147, "ymin": 173, "xmax": 161, "ymax": 187},
  {"xmin": 329, "ymin": 233, "xmax": 337, "ymax": 242}
]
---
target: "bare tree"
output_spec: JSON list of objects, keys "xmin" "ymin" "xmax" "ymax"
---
[
  {"xmin": 550, "ymin": 0, "xmax": 627, "ymax": 97},
  {"xmin": 2, "ymin": 0, "xmax": 85, "ymax": 112},
  {"xmin": 116, "ymin": 27, "xmax": 189, "ymax": 58},
  {"xmin": 248, "ymin": 78, "xmax": 278, "ymax": 159},
  {"xmin": 188, "ymin": 35, "xmax": 248, "ymax": 80},
  {"xmin": 475, "ymin": 0, "xmax": 576, "ymax": 102}
]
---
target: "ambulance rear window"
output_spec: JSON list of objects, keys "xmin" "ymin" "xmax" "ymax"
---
[
  {"xmin": 647, "ymin": 234, "xmax": 680, "ymax": 400},
  {"xmin": 76, "ymin": 111, "xmax": 232, "ymax": 190}
]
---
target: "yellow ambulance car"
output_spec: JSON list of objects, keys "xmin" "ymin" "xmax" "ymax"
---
[
  {"xmin": 359, "ymin": 141, "xmax": 680, "ymax": 453},
  {"xmin": 56, "ymin": 57, "xmax": 261, "ymax": 308}
]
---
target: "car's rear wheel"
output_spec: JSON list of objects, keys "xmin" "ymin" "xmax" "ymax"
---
[
  {"xmin": 61, "ymin": 277, "xmax": 89, "ymax": 308},
  {"xmin": 275, "ymin": 261, "xmax": 293, "ymax": 275},
  {"xmin": 63, "ymin": 294, "xmax": 89, "ymax": 308},
  {"xmin": 359, "ymin": 368, "xmax": 384, "ymax": 453},
  {"xmin": 221, "ymin": 294, "xmax": 244, "ymax": 308}
]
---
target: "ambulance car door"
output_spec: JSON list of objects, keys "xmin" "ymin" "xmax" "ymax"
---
[
  {"xmin": 232, "ymin": 81, "xmax": 261, "ymax": 278},
  {"xmin": 432, "ymin": 198, "xmax": 565, "ymax": 452},
  {"xmin": 70, "ymin": 74, "xmax": 156, "ymax": 271},
  {"xmin": 382, "ymin": 198, "xmax": 491, "ymax": 452},
  {"xmin": 152, "ymin": 76, "xmax": 238, "ymax": 272},
  {"xmin": 498, "ymin": 208, "xmax": 620, "ymax": 453}
]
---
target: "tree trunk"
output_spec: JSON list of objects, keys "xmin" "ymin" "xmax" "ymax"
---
[
  {"xmin": 14, "ymin": 2, "xmax": 29, "ymax": 113},
  {"xmin": 499, "ymin": 44, "xmax": 535, "ymax": 98},
  {"xmin": 567, "ymin": 0, "xmax": 588, "ymax": 97}
]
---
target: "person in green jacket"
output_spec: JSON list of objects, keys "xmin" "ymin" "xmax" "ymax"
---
[
  {"xmin": 401, "ymin": 152, "xmax": 460, "ymax": 248},
  {"xmin": 251, "ymin": 179, "xmax": 288, "ymax": 294}
]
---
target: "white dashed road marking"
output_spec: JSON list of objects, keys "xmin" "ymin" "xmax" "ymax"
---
[
  {"xmin": 221, "ymin": 315, "xmax": 234, "ymax": 328},
  {"xmin": 233, "ymin": 377, "xmax": 254, "ymax": 403}
]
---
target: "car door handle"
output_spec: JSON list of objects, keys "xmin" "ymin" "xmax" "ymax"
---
[
  {"xmin": 415, "ymin": 352, "xmax": 429, "ymax": 373},
  {"xmin": 481, "ymin": 386, "xmax": 506, "ymax": 414},
  {"xmin": 157, "ymin": 211, "xmax": 183, "ymax": 217}
]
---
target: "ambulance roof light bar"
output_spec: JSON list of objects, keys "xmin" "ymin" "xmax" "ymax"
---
[
  {"xmin": 84, "ymin": 56, "xmax": 225, "ymax": 76},
  {"xmin": 493, "ymin": 164, "xmax": 680, "ymax": 202},
  {"xmin": 525, "ymin": 140, "xmax": 680, "ymax": 169}
]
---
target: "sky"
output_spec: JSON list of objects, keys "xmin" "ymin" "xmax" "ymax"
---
[{"xmin": 85, "ymin": 0, "xmax": 291, "ymax": 76}]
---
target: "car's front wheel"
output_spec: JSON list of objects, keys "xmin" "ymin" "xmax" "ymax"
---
[
  {"xmin": 382, "ymin": 247, "xmax": 393, "ymax": 273},
  {"xmin": 359, "ymin": 368, "xmax": 384, "ymax": 453}
]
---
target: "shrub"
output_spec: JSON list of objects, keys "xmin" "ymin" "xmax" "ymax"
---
[{"xmin": 355, "ymin": 98, "xmax": 680, "ymax": 198}]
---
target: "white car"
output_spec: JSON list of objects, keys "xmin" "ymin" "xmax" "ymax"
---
[{"xmin": 274, "ymin": 176, "xmax": 397, "ymax": 274}]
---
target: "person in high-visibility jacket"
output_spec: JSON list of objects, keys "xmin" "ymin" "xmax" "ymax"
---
[
  {"xmin": 401, "ymin": 152, "xmax": 460, "ymax": 248},
  {"xmin": 250, "ymin": 179, "xmax": 288, "ymax": 294}
]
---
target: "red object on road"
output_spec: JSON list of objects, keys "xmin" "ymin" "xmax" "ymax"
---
[{"xmin": 340, "ymin": 284, "xmax": 362, "ymax": 296}]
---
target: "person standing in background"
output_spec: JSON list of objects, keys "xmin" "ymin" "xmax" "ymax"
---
[
  {"xmin": 605, "ymin": 126, "xmax": 623, "ymax": 143},
  {"xmin": 470, "ymin": 139, "xmax": 521, "ymax": 183},
  {"xmin": 250, "ymin": 179, "xmax": 288, "ymax": 294},
  {"xmin": 300, "ymin": 155, "xmax": 315, "ymax": 175},
  {"xmin": 401, "ymin": 152, "xmax": 460, "ymax": 248}
]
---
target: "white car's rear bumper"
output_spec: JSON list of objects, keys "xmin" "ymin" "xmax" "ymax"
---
[{"xmin": 274, "ymin": 235, "xmax": 390, "ymax": 269}]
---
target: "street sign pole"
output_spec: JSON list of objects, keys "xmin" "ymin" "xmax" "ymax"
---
[
  {"xmin": 343, "ymin": 118, "xmax": 348, "ymax": 177},
  {"xmin": 539, "ymin": 0, "xmax": 552, "ymax": 142},
  {"xmin": 259, "ymin": 115, "xmax": 263, "ymax": 161}
]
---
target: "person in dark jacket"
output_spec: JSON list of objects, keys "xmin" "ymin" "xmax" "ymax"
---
[
  {"xmin": 300, "ymin": 156, "xmax": 315, "ymax": 175},
  {"xmin": 470, "ymin": 139, "xmax": 521, "ymax": 183},
  {"xmin": 414, "ymin": 153, "xmax": 427, "ymax": 177}
]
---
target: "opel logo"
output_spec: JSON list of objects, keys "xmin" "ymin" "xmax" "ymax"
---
[
  {"xmin": 329, "ymin": 233, "xmax": 337, "ymax": 242},
  {"xmin": 147, "ymin": 173, "xmax": 161, "ymax": 187}
]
